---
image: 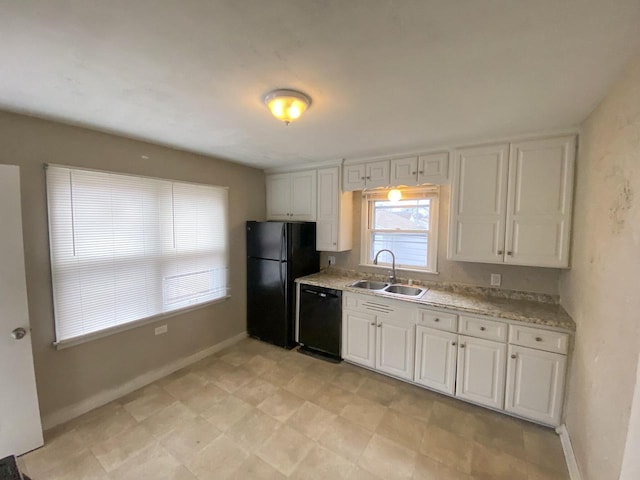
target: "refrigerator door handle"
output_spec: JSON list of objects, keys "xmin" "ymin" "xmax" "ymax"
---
[{"xmin": 280, "ymin": 224, "xmax": 286, "ymax": 262}]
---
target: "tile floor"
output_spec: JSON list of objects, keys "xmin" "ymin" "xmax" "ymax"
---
[{"xmin": 19, "ymin": 338, "xmax": 570, "ymax": 479}]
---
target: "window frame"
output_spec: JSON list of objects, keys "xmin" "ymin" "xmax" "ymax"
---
[
  {"xmin": 360, "ymin": 186, "xmax": 439, "ymax": 274},
  {"xmin": 45, "ymin": 164, "xmax": 230, "ymax": 349}
]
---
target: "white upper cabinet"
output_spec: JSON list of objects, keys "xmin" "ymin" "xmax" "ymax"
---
[
  {"xmin": 505, "ymin": 137, "xmax": 575, "ymax": 267},
  {"xmin": 266, "ymin": 170, "xmax": 317, "ymax": 221},
  {"xmin": 448, "ymin": 143, "xmax": 510, "ymax": 263},
  {"xmin": 448, "ymin": 135, "xmax": 575, "ymax": 268},
  {"xmin": 343, "ymin": 160, "xmax": 390, "ymax": 191},
  {"xmin": 316, "ymin": 167, "xmax": 353, "ymax": 252},
  {"xmin": 390, "ymin": 152, "xmax": 449, "ymax": 186}
]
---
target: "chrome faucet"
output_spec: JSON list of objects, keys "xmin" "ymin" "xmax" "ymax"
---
[{"xmin": 373, "ymin": 249, "xmax": 397, "ymax": 284}]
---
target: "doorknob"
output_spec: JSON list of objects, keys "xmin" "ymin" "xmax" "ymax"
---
[{"xmin": 11, "ymin": 327, "xmax": 27, "ymax": 340}]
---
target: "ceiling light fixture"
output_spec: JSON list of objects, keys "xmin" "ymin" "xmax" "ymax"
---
[
  {"xmin": 388, "ymin": 188, "xmax": 402, "ymax": 202},
  {"xmin": 263, "ymin": 89, "xmax": 312, "ymax": 125}
]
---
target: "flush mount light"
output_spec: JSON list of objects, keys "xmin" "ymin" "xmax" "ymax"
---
[
  {"xmin": 263, "ymin": 89, "xmax": 312, "ymax": 125},
  {"xmin": 388, "ymin": 188, "xmax": 402, "ymax": 202}
]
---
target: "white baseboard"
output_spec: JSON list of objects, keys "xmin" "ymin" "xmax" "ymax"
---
[
  {"xmin": 42, "ymin": 331, "xmax": 247, "ymax": 430},
  {"xmin": 556, "ymin": 424, "xmax": 582, "ymax": 480}
]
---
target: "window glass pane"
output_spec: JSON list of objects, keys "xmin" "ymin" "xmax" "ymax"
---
[
  {"xmin": 373, "ymin": 199, "xmax": 431, "ymax": 230},
  {"xmin": 371, "ymin": 232, "xmax": 428, "ymax": 267}
]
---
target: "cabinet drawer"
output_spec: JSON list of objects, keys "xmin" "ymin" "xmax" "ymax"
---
[
  {"xmin": 458, "ymin": 315, "xmax": 507, "ymax": 342},
  {"xmin": 509, "ymin": 325, "xmax": 569, "ymax": 354},
  {"xmin": 418, "ymin": 309, "xmax": 457, "ymax": 332}
]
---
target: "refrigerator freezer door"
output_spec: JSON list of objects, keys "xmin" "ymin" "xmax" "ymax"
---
[{"xmin": 246, "ymin": 221, "xmax": 286, "ymax": 261}]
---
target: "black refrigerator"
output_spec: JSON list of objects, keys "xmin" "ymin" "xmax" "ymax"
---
[{"xmin": 246, "ymin": 221, "xmax": 319, "ymax": 348}]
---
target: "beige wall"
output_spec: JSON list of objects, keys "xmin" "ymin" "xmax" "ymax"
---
[
  {"xmin": 324, "ymin": 185, "xmax": 562, "ymax": 294},
  {"xmin": 0, "ymin": 111, "xmax": 265, "ymax": 419},
  {"xmin": 559, "ymin": 55, "xmax": 640, "ymax": 480}
]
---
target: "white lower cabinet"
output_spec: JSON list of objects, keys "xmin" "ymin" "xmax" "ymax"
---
[
  {"xmin": 505, "ymin": 345, "xmax": 567, "ymax": 425},
  {"xmin": 456, "ymin": 335, "xmax": 507, "ymax": 410},
  {"xmin": 342, "ymin": 294, "xmax": 415, "ymax": 381},
  {"xmin": 414, "ymin": 326, "xmax": 457, "ymax": 395},
  {"xmin": 376, "ymin": 316, "xmax": 415, "ymax": 381},
  {"xmin": 341, "ymin": 292, "xmax": 570, "ymax": 426},
  {"xmin": 342, "ymin": 310, "xmax": 376, "ymax": 368}
]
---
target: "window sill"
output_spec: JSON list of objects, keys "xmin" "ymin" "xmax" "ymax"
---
[
  {"xmin": 358, "ymin": 264, "xmax": 439, "ymax": 276},
  {"xmin": 53, "ymin": 295, "xmax": 231, "ymax": 350}
]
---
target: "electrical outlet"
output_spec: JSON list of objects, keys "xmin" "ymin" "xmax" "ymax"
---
[
  {"xmin": 328, "ymin": 255, "xmax": 336, "ymax": 266},
  {"xmin": 490, "ymin": 274, "xmax": 501, "ymax": 287},
  {"xmin": 155, "ymin": 325, "xmax": 168, "ymax": 335}
]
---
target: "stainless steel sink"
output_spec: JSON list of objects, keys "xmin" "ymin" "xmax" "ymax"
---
[
  {"xmin": 383, "ymin": 284, "xmax": 427, "ymax": 297},
  {"xmin": 349, "ymin": 280, "xmax": 389, "ymax": 290}
]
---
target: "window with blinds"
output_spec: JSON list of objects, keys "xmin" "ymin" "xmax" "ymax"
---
[
  {"xmin": 361, "ymin": 186, "xmax": 439, "ymax": 273},
  {"xmin": 46, "ymin": 165, "xmax": 229, "ymax": 346}
]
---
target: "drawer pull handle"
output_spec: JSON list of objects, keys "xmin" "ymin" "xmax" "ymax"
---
[
  {"xmin": 370, "ymin": 322, "xmax": 375, "ymax": 326},
  {"xmin": 507, "ymin": 251, "xmax": 513, "ymax": 256},
  {"xmin": 480, "ymin": 326, "xmax": 486, "ymax": 331},
  {"xmin": 535, "ymin": 337, "xmax": 543, "ymax": 342},
  {"xmin": 377, "ymin": 324, "xmax": 382, "ymax": 328},
  {"xmin": 511, "ymin": 354, "xmax": 517, "ymax": 359},
  {"xmin": 412, "ymin": 171, "xmax": 417, "ymax": 175},
  {"xmin": 460, "ymin": 344, "xmax": 465, "ymax": 348},
  {"xmin": 497, "ymin": 250, "xmax": 503, "ymax": 255},
  {"xmin": 452, "ymin": 342, "xmax": 456, "ymax": 346},
  {"xmin": 419, "ymin": 171, "xmax": 424, "ymax": 174},
  {"xmin": 361, "ymin": 177, "xmax": 365, "ymax": 180},
  {"xmin": 434, "ymin": 318, "xmax": 440, "ymax": 322}
]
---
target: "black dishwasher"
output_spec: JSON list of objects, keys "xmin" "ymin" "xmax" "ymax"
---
[{"xmin": 298, "ymin": 284, "xmax": 342, "ymax": 361}]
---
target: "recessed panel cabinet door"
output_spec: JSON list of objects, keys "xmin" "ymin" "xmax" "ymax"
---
[
  {"xmin": 414, "ymin": 326, "xmax": 457, "ymax": 394},
  {"xmin": 505, "ymin": 345, "xmax": 567, "ymax": 426},
  {"xmin": 343, "ymin": 164, "xmax": 366, "ymax": 191},
  {"xmin": 390, "ymin": 157, "xmax": 418, "ymax": 186},
  {"xmin": 448, "ymin": 144, "xmax": 509, "ymax": 263},
  {"xmin": 290, "ymin": 170, "xmax": 317, "ymax": 221},
  {"xmin": 376, "ymin": 316, "xmax": 415, "ymax": 380},
  {"xmin": 505, "ymin": 136, "xmax": 575, "ymax": 267},
  {"xmin": 266, "ymin": 174, "xmax": 291, "ymax": 220},
  {"xmin": 316, "ymin": 168, "xmax": 339, "ymax": 251},
  {"xmin": 342, "ymin": 310, "xmax": 376, "ymax": 368},
  {"xmin": 366, "ymin": 160, "xmax": 391, "ymax": 189},
  {"xmin": 456, "ymin": 335, "xmax": 506, "ymax": 409}
]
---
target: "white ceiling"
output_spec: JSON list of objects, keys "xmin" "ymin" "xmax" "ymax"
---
[{"xmin": 1, "ymin": 1, "xmax": 639, "ymax": 169}]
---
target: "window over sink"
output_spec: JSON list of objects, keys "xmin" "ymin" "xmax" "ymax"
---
[{"xmin": 361, "ymin": 186, "xmax": 439, "ymax": 274}]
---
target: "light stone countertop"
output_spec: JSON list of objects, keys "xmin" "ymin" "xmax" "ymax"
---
[{"xmin": 296, "ymin": 270, "xmax": 576, "ymax": 331}]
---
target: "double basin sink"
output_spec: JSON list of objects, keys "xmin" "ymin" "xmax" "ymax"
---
[{"xmin": 348, "ymin": 280, "xmax": 427, "ymax": 298}]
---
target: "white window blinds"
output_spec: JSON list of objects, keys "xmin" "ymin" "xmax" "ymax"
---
[{"xmin": 46, "ymin": 165, "xmax": 229, "ymax": 346}]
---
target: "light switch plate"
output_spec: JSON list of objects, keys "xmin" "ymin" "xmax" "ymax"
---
[
  {"xmin": 490, "ymin": 274, "xmax": 501, "ymax": 287},
  {"xmin": 155, "ymin": 325, "xmax": 168, "ymax": 335}
]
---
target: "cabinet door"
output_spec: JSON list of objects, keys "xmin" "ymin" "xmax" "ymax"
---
[
  {"xmin": 505, "ymin": 136, "xmax": 575, "ymax": 268},
  {"xmin": 414, "ymin": 326, "xmax": 457, "ymax": 395},
  {"xmin": 456, "ymin": 335, "xmax": 506, "ymax": 409},
  {"xmin": 390, "ymin": 157, "xmax": 418, "ymax": 186},
  {"xmin": 376, "ymin": 316, "xmax": 415, "ymax": 381},
  {"xmin": 343, "ymin": 310, "xmax": 376, "ymax": 368},
  {"xmin": 266, "ymin": 173, "xmax": 291, "ymax": 220},
  {"xmin": 343, "ymin": 164, "xmax": 366, "ymax": 191},
  {"xmin": 316, "ymin": 167, "xmax": 339, "ymax": 251},
  {"xmin": 418, "ymin": 152, "xmax": 449, "ymax": 185},
  {"xmin": 366, "ymin": 160, "xmax": 391, "ymax": 189},
  {"xmin": 448, "ymin": 144, "xmax": 509, "ymax": 263},
  {"xmin": 505, "ymin": 345, "xmax": 566, "ymax": 426},
  {"xmin": 290, "ymin": 170, "xmax": 317, "ymax": 221}
]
